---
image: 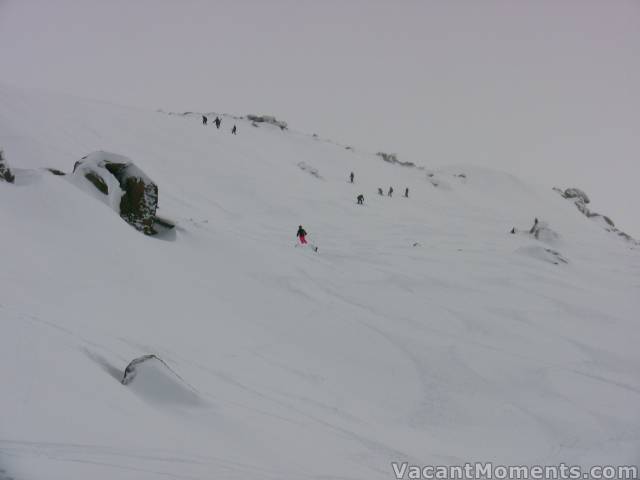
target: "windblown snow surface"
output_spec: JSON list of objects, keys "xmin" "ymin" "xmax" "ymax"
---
[{"xmin": 0, "ymin": 84, "xmax": 638, "ymax": 480}]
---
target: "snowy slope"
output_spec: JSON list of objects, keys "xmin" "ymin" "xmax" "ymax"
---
[{"xmin": 0, "ymin": 84, "xmax": 639, "ymax": 480}]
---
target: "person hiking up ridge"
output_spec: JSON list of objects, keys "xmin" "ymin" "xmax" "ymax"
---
[
  {"xmin": 215, "ymin": 117, "xmax": 221, "ymax": 129},
  {"xmin": 349, "ymin": 172, "xmax": 354, "ymax": 183},
  {"xmin": 202, "ymin": 115, "xmax": 208, "ymax": 126},
  {"xmin": 232, "ymin": 125, "xmax": 237, "ymax": 135}
]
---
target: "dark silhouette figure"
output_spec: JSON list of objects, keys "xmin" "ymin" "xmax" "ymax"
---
[
  {"xmin": 357, "ymin": 194, "xmax": 365, "ymax": 205},
  {"xmin": 202, "ymin": 115, "xmax": 208, "ymax": 126},
  {"xmin": 349, "ymin": 172, "xmax": 354, "ymax": 183},
  {"xmin": 215, "ymin": 117, "xmax": 221, "ymax": 129},
  {"xmin": 388, "ymin": 187, "xmax": 393, "ymax": 197},
  {"xmin": 529, "ymin": 217, "xmax": 539, "ymax": 234},
  {"xmin": 378, "ymin": 187, "xmax": 384, "ymax": 196},
  {"xmin": 404, "ymin": 187, "xmax": 409, "ymax": 198},
  {"xmin": 232, "ymin": 125, "xmax": 237, "ymax": 135},
  {"xmin": 510, "ymin": 227, "xmax": 516, "ymax": 234},
  {"xmin": 297, "ymin": 225, "xmax": 307, "ymax": 244}
]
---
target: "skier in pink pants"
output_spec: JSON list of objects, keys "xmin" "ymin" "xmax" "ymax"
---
[
  {"xmin": 297, "ymin": 225, "xmax": 307, "ymax": 244},
  {"xmin": 296, "ymin": 225, "xmax": 318, "ymax": 252}
]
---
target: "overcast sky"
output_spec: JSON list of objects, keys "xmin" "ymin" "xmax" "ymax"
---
[{"xmin": 1, "ymin": 0, "xmax": 639, "ymax": 236}]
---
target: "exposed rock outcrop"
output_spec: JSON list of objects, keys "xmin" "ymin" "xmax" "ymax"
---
[
  {"xmin": 562, "ymin": 187, "xmax": 590, "ymax": 204},
  {"xmin": 554, "ymin": 186, "xmax": 638, "ymax": 245},
  {"xmin": 376, "ymin": 152, "xmax": 415, "ymax": 168},
  {"xmin": 0, "ymin": 150, "xmax": 15, "ymax": 183},
  {"xmin": 246, "ymin": 114, "xmax": 288, "ymax": 130}
]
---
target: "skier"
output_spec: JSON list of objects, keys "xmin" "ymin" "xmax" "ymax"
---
[
  {"xmin": 404, "ymin": 187, "xmax": 409, "ymax": 198},
  {"xmin": 378, "ymin": 187, "xmax": 384, "ymax": 196},
  {"xmin": 297, "ymin": 225, "xmax": 307, "ymax": 244},
  {"xmin": 202, "ymin": 115, "xmax": 208, "ymax": 126},
  {"xmin": 349, "ymin": 172, "xmax": 354, "ymax": 183},
  {"xmin": 529, "ymin": 217, "xmax": 539, "ymax": 234},
  {"xmin": 215, "ymin": 117, "xmax": 221, "ymax": 129},
  {"xmin": 388, "ymin": 186, "xmax": 393, "ymax": 197},
  {"xmin": 357, "ymin": 194, "xmax": 365, "ymax": 205},
  {"xmin": 232, "ymin": 125, "xmax": 237, "ymax": 135}
]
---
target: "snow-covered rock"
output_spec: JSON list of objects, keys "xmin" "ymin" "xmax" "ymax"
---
[
  {"xmin": 562, "ymin": 187, "xmax": 590, "ymax": 204},
  {"xmin": 72, "ymin": 151, "xmax": 159, "ymax": 235},
  {"xmin": 528, "ymin": 218, "xmax": 560, "ymax": 244},
  {"xmin": 121, "ymin": 355, "xmax": 203, "ymax": 406}
]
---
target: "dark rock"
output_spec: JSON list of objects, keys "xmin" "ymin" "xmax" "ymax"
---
[
  {"xmin": 46, "ymin": 168, "xmax": 66, "ymax": 176},
  {"xmin": 84, "ymin": 171, "xmax": 108, "ymax": 195},
  {"xmin": 0, "ymin": 150, "xmax": 15, "ymax": 183},
  {"xmin": 119, "ymin": 175, "xmax": 158, "ymax": 235}
]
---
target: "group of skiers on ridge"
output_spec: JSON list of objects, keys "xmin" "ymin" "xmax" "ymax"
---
[
  {"xmin": 199, "ymin": 116, "xmax": 551, "ymax": 252},
  {"xmin": 198, "ymin": 116, "xmax": 412, "ymax": 252},
  {"xmin": 297, "ymin": 172, "xmax": 411, "ymax": 250},
  {"xmin": 351, "ymin": 172, "xmax": 408, "ymax": 206},
  {"xmin": 202, "ymin": 115, "xmax": 236, "ymax": 135}
]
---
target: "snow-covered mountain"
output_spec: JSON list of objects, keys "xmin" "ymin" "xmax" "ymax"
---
[{"xmin": 1, "ymin": 84, "xmax": 638, "ymax": 480}]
